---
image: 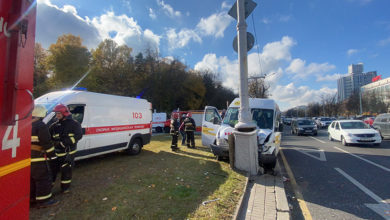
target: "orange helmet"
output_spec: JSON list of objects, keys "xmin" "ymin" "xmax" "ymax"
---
[{"xmin": 53, "ymin": 104, "xmax": 71, "ymax": 117}]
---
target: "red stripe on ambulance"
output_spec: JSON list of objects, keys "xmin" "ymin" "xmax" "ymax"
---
[{"xmin": 86, "ymin": 123, "xmax": 151, "ymax": 135}]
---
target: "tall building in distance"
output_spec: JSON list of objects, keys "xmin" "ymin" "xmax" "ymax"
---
[{"xmin": 337, "ymin": 63, "xmax": 377, "ymax": 101}]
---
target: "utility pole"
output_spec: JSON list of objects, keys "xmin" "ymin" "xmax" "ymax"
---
[
  {"xmin": 228, "ymin": 0, "xmax": 258, "ymax": 175},
  {"xmin": 234, "ymin": 0, "xmax": 256, "ymax": 131}
]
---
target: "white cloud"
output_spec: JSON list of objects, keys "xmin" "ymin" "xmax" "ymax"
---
[
  {"xmin": 157, "ymin": 0, "xmax": 181, "ymax": 18},
  {"xmin": 261, "ymin": 18, "xmax": 271, "ymax": 24},
  {"xmin": 272, "ymin": 83, "xmax": 337, "ymax": 110},
  {"xmin": 194, "ymin": 36, "xmax": 337, "ymax": 110},
  {"xmin": 379, "ymin": 37, "xmax": 390, "ymax": 46},
  {"xmin": 164, "ymin": 3, "xmax": 233, "ymax": 50},
  {"xmin": 316, "ymin": 73, "xmax": 348, "ymax": 82},
  {"xmin": 286, "ymin": 58, "xmax": 336, "ymax": 80},
  {"xmin": 195, "ymin": 36, "xmax": 296, "ymax": 91},
  {"xmin": 196, "ymin": 12, "xmax": 233, "ymax": 38},
  {"xmin": 37, "ymin": 0, "xmax": 161, "ymax": 54},
  {"xmin": 91, "ymin": 11, "xmax": 161, "ymax": 53},
  {"xmin": 347, "ymin": 49, "xmax": 359, "ymax": 56},
  {"xmin": 149, "ymin": 8, "xmax": 157, "ymax": 19},
  {"xmin": 166, "ymin": 28, "xmax": 202, "ymax": 50},
  {"xmin": 36, "ymin": 1, "xmax": 101, "ymax": 49},
  {"xmin": 221, "ymin": 1, "xmax": 230, "ymax": 10}
]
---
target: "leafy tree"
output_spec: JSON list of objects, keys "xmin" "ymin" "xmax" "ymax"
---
[
  {"xmin": 200, "ymin": 71, "xmax": 236, "ymax": 109},
  {"xmin": 345, "ymin": 91, "xmax": 360, "ymax": 115},
  {"xmin": 33, "ymin": 43, "xmax": 50, "ymax": 97},
  {"xmin": 86, "ymin": 39, "xmax": 133, "ymax": 95},
  {"xmin": 46, "ymin": 34, "xmax": 90, "ymax": 89}
]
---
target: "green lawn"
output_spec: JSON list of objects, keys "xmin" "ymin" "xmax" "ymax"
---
[{"xmin": 30, "ymin": 134, "xmax": 246, "ymax": 220}]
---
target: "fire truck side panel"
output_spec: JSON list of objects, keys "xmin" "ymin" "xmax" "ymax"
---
[{"xmin": 0, "ymin": 0, "xmax": 36, "ymax": 219}]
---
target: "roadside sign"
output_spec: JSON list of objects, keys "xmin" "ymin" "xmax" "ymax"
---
[
  {"xmin": 233, "ymin": 32, "xmax": 255, "ymax": 53},
  {"xmin": 228, "ymin": 0, "xmax": 257, "ymax": 20}
]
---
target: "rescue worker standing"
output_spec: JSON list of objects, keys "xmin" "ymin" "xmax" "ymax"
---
[
  {"xmin": 179, "ymin": 113, "xmax": 186, "ymax": 146},
  {"xmin": 30, "ymin": 104, "xmax": 59, "ymax": 208},
  {"xmin": 180, "ymin": 112, "xmax": 196, "ymax": 148},
  {"xmin": 170, "ymin": 113, "xmax": 180, "ymax": 151},
  {"xmin": 49, "ymin": 104, "xmax": 82, "ymax": 193}
]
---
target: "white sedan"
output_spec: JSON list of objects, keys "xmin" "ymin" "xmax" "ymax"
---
[{"xmin": 328, "ymin": 120, "xmax": 381, "ymax": 146}]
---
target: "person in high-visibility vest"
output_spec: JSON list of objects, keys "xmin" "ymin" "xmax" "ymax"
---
[
  {"xmin": 49, "ymin": 104, "xmax": 82, "ymax": 193},
  {"xmin": 180, "ymin": 112, "xmax": 196, "ymax": 148},
  {"xmin": 30, "ymin": 104, "xmax": 59, "ymax": 208},
  {"xmin": 170, "ymin": 113, "xmax": 180, "ymax": 151}
]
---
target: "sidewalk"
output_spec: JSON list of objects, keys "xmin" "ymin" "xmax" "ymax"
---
[{"xmin": 235, "ymin": 161, "xmax": 290, "ymax": 220}]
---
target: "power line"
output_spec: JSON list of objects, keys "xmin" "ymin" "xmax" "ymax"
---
[{"xmin": 251, "ymin": 12, "xmax": 264, "ymax": 77}]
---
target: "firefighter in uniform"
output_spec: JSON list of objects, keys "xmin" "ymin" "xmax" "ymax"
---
[
  {"xmin": 30, "ymin": 104, "xmax": 59, "ymax": 208},
  {"xmin": 179, "ymin": 113, "xmax": 187, "ymax": 146},
  {"xmin": 170, "ymin": 113, "xmax": 180, "ymax": 151},
  {"xmin": 180, "ymin": 112, "xmax": 196, "ymax": 148},
  {"xmin": 49, "ymin": 104, "xmax": 82, "ymax": 193}
]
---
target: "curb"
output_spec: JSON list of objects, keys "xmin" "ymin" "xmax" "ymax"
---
[
  {"xmin": 232, "ymin": 172, "xmax": 250, "ymax": 220},
  {"xmin": 232, "ymin": 160, "xmax": 290, "ymax": 220}
]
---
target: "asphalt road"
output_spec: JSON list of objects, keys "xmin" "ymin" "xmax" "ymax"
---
[{"xmin": 280, "ymin": 125, "xmax": 390, "ymax": 220}]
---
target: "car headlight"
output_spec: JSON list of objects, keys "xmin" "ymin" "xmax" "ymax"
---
[
  {"xmin": 216, "ymin": 138, "xmax": 228, "ymax": 146},
  {"xmin": 345, "ymin": 133, "xmax": 353, "ymax": 137},
  {"xmin": 313, "ymin": 127, "xmax": 317, "ymax": 130},
  {"xmin": 298, "ymin": 127, "xmax": 304, "ymax": 130}
]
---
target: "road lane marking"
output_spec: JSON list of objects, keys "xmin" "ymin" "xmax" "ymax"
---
[
  {"xmin": 291, "ymin": 147, "xmax": 327, "ymax": 162},
  {"xmin": 334, "ymin": 146, "xmax": 390, "ymax": 172},
  {"xmin": 335, "ymin": 168, "xmax": 390, "ymax": 219},
  {"xmin": 335, "ymin": 168, "xmax": 385, "ymax": 203},
  {"xmin": 309, "ymin": 136, "xmax": 326, "ymax": 144},
  {"xmin": 280, "ymin": 147, "xmax": 313, "ymax": 220}
]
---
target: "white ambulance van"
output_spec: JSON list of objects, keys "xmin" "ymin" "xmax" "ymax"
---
[
  {"xmin": 202, "ymin": 98, "xmax": 283, "ymax": 169},
  {"xmin": 35, "ymin": 90, "xmax": 152, "ymax": 160},
  {"xmin": 152, "ymin": 112, "xmax": 169, "ymax": 133}
]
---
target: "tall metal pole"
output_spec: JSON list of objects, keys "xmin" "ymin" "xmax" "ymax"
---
[{"xmin": 235, "ymin": 0, "xmax": 256, "ymax": 131}]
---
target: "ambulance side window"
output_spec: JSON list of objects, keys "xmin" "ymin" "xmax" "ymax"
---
[{"xmin": 68, "ymin": 104, "xmax": 85, "ymax": 124}]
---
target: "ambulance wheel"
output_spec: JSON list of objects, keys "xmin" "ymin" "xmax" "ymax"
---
[
  {"xmin": 156, "ymin": 127, "xmax": 162, "ymax": 133},
  {"xmin": 127, "ymin": 139, "xmax": 142, "ymax": 155},
  {"xmin": 164, "ymin": 126, "xmax": 170, "ymax": 133}
]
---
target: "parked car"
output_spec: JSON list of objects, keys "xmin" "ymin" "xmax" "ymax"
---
[
  {"xmin": 283, "ymin": 117, "xmax": 292, "ymax": 125},
  {"xmin": 291, "ymin": 118, "xmax": 317, "ymax": 136},
  {"xmin": 316, "ymin": 117, "xmax": 332, "ymax": 128},
  {"xmin": 328, "ymin": 120, "xmax": 381, "ymax": 146},
  {"xmin": 372, "ymin": 113, "xmax": 390, "ymax": 139}
]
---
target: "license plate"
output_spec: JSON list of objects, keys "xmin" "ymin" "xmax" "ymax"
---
[
  {"xmin": 360, "ymin": 138, "xmax": 372, "ymax": 142},
  {"xmin": 305, "ymin": 130, "xmax": 312, "ymax": 133}
]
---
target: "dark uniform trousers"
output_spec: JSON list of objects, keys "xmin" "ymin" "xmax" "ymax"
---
[
  {"xmin": 50, "ymin": 116, "xmax": 82, "ymax": 191},
  {"xmin": 30, "ymin": 119, "xmax": 56, "ymax": 202},
  {"xmin": 51, "ymin": 151, "xmax": 75, "ymax": 191},
  {"xmin": 170, "ymin": 119, "xmax": 180, "ymax": 150},
  {"xmin": 184, "ymin": 118, "xmax": 196, "ymax": 148},
  {"xmin": 31, "ymin": 159, "xmax": 52, "ymax": 202}
]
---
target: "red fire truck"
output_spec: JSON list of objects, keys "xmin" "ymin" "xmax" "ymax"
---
[{"xmin": 0, "ymin": 0, "xmax": 36, "ymax": 219}]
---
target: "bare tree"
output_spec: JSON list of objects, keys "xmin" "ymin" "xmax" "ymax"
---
[{"xmin": 248, "ymin": 77, "xmax": 270, "ymax": 98}]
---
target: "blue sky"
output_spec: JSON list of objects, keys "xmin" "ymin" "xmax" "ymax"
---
[{"xmin": 36, "ymin": 0, "xmax": 390, "ymax": 110}]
